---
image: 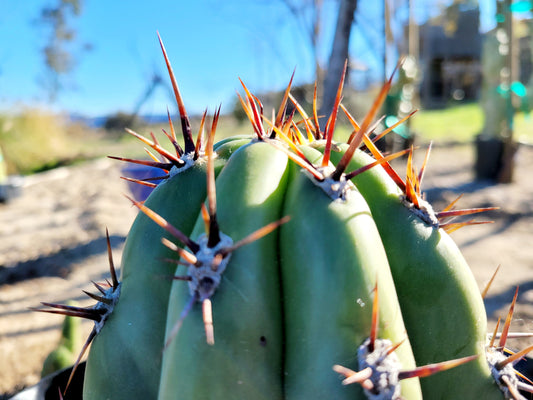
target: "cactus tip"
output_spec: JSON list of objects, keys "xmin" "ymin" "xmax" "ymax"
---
[
  {"xmin": 369, "ymin": 281, "xmax": 379, "ymax": 353},
  {"xmin": 499, "ymin": 286, "xmax": 520, "ymax": 349},
  {"xmin": 206, "ymin": 107, "xmax": 221, "ymax": 248},
  {"xmin": 161, "ymin": 237, "xmax": 198, "ymax": 266},
  {"xmin": 157, "ymin": 33, "xmax": 195, "ymax": 154},
  {"xmin": 495, "ymin": 344, "xmax": 533, "ymax": 370},
  {"xmin": 481, "ymin": 264, "xmax": 502, "ymax": 300},
  {"xmin": 126, "ymin": 194, "xmax": 201, "ymax": 254},
  {"xmin": 397, "ymin": 354, "xmax": 479, "ymax": 381},
  {"xmin": 274, "ymin": 68, "xmax": 296, "ymax": 129},
  {"xmin": 238, "ymin": 78, "xmax": 266, "ymax": 139},
  {"xmin": 321, "ymin": 60, "xmax": 347, "ymax": 168},
  {"xmin": 202, "ymin": 298, "xmax": 215, "ymax": 346},
  {"xmin": 333, "ymin": 364, "xmax": 373, "ymax": 386}
]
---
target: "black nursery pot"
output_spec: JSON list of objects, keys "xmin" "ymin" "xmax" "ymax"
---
[
  {"xmin": 9, "ymin": 362, "xmax": 85, "ymax": 400},
  {"xmin": 474, "ymin": 135, "xmax": 504, "ymax": 181},
  {"xmin": 7, "ymin": 356, "xmax": 533, "ymax": 399}
]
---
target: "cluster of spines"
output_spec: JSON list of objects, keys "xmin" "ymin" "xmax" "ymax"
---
[
  {"xmin": 109, "ymin": 33, "xmax": 205, "ymax": 188},
  {"xmin": 482, "ymin": 267, "xmax": 533, "ymax": 399},
  {"xmin": 333, "ymin": 282, "xmax": 479, "ymax": 398},
  {"xmin": 232, "ymin": 59, "xmax": 498, "ymax": 232},
  {"xmin": 125, "ymin": 115, "xmax": 290, "ymax": 349},
  {"xmin": 332, "ymin": 275, "xmax": 533, "ymax": 398},
  {"xmin": 31, "ymin": 229, "xmax": 120, "ymax": 395}
]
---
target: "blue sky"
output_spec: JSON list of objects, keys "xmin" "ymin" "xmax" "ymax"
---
[{"xmin": 0, "ymin": 0, "xmax": 496, "ymax": 118}]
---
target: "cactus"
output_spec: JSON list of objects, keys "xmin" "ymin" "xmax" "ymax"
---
[
  {"xmin": 40, "ymin": 301, "xmax": 82, "ymax": 378},
  {"xmin": 33, "ymin": 38, "xmax": 533, "ymax": 400},
  {"xmin": 304, "ymin": 69, "xmax": 503, "ymax": 399}
]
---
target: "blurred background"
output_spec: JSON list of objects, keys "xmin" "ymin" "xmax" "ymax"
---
[
  {"xmin": 0, "ymin": 0, "xmax": 531, "ymax": 179},
  {"xmin": 0, "ymin": 0, "xmax": 533, "ymax": 181},
  {"xmin": 1, "ymin": 0, "xmax": 533, "ymax": 398}
]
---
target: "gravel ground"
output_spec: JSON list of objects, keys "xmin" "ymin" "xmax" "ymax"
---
[{"xmin": 0, "ymin": 142, "xmax": 532, "ymax": 397}]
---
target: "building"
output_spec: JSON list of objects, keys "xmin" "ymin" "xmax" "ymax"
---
[{"xmin": 418, "ymin": 7, "xmax": 483, "ymax": 108}]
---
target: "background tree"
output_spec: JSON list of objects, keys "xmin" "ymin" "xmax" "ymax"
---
[
  {"xmin": 475, "ymin": 0, "xmax": 518, "ymax": 183},
  {"xmin": 320, "ymin": 0, "xmax": 358, "ymax": 124},
  {"xmin": 37, "ymin": 0, "xmax": 88, "ymax": 100}
]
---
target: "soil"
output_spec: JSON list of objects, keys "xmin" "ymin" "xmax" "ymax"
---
[{"xmin": 1, "ymin": 142, "xmax": 533, "ymax": 397}]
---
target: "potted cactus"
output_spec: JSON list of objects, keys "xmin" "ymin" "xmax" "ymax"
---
[{"xmin": 31, "ymin": 35, "xmax": 533, "ymax": 400}]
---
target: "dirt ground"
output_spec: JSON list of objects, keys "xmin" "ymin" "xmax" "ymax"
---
[{"xmin": 1, "ymin": 142, "xmax": 532, "ymax": 397}]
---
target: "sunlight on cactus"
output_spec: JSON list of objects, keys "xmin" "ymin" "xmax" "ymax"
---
[{"xmin": 32, "ymin": 34, "xmax": 533, "ymax": 400}]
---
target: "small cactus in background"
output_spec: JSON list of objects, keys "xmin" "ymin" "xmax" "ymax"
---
[
  {"xmin": 33, "ymin": 36, "xmax": 533, "ymax": 399},
  {"xmin": 40, "ymin": 301, "xmax": 82, "ymax": 378}
]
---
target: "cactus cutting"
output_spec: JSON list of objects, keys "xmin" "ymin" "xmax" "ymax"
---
[{"xmin": 31, "ymin": 34, "xmax": 533, "ymax": 400}]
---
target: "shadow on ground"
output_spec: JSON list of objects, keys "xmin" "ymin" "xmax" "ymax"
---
[{"xmin": 0, "ymin": 234, "xmax": 125, "ymax": 285}]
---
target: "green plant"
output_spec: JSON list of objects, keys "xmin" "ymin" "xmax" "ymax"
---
[
  {"xmin": 410, "ymin": 103, "xmax": 484, "ymax": 142},
  {"xmin": 34, "ymin": 38, "xmax": 533, "ymax": 400},
  {"xmin": 40, "ymin": 301, "xmax": 82, "ymax": 378}
]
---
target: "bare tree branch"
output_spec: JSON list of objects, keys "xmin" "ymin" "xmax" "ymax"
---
[
  {"xmin": 37, "ymin": 0, "xmax": 86, "ymax": 100},
  {"xmin": 320, "ymin": 0, "xmax": 358, "ymax": 127}
]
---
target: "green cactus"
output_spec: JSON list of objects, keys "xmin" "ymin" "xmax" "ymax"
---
[
  {"xmin": 159, "ymin": 140, "xmax": 288, "ymax": 399},
  {"xmin": 33, "ymin": 38, "xmax": 532, "ymax": 400},
  {"xmin": 323, "ymin": 142, "xmax": 502, "ymax": 399},
  {"xmin": 279, "ymin": 145, "xmax": 421, "ymax": 400}
]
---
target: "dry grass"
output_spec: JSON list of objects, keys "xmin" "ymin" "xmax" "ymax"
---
[
  {"xmin": 0, "ymin": 110, "xmax": 85, "ymax": 175},
  {"xmin": 0, "ymin": 110, "xmax": 153, "ymax": 176},
  {"xmin": 1, "ymin": 102, "xmax": 530, "ymax": 176}
]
